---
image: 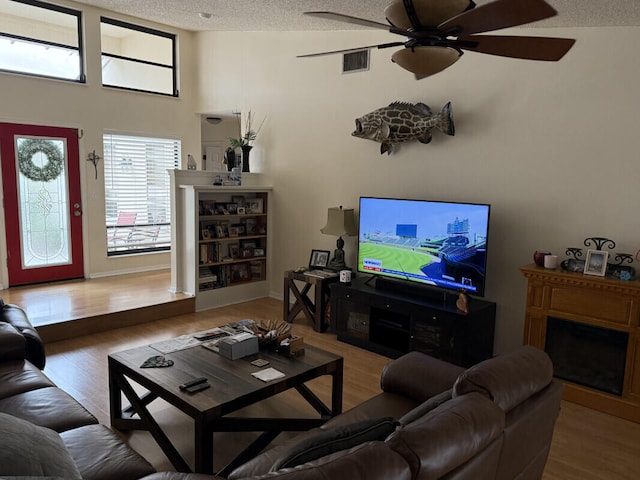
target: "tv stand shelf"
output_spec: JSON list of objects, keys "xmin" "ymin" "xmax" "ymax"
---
[{"xmin": 330, "ymin": 277, "xmax": 496, "ymax": 367}]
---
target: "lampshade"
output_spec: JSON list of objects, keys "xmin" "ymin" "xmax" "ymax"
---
[{"xmin": 321, "ymin": 206, "xmax": 357, "ymax": 237}]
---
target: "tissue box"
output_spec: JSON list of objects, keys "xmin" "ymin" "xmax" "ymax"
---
[{"xmin": 218, "ymin": 333, "xmax": 259, "ymax": 360}]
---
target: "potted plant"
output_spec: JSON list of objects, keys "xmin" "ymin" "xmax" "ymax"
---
[{"xmin": 228, "ymin": 111, "xmax": 265, "ymax": 172}]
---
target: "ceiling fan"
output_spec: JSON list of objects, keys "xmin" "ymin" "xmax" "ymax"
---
[{"xmin": 298, "ymin": 0, "xmax": 576, "ymax": 79}]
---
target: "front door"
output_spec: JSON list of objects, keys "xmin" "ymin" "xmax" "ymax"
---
[{"xmin": 0, "ymin": 123, "xmax": 84, "ymax": 286}]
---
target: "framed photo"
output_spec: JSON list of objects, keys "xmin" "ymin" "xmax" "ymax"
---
[
  {"xmin": 228, "ymin": 226, "xmax": 240, "ymax": 237},
  {"xmin": 215, "ymin": 204, "xmax": 228, "ymax": 215},
  {"xmin": 230, "ymin": 263, "xmax": 250, "ymax": 283},
  {"xmin": 244, "ymin": 218, "xmax": 257, "ymax": 234},
  {"xmin": 237, "ymin": 206, "xmax": 246, "ymax": 215},
  {"xmin": 201, "ymin": 229, "xmax": 211, "ymax": 240},
  {"xmin": 227, "ymin": 203, "xmax": 238, "ymax": 215},
  {"xmin": 309, "ymin": 249, "xmax": 330, "ymax": 269},
  {"xmin": 248, "ymin": 198, "xmax": 263, "ymax": 214},
  {"xmin": 229, "ymin": 243, "xmax": 239, "ymax": 259},
  {"xmin": 584, "ymin": 250, "xmax": 608, "ymax": 276},
  {"xmin": 254, "ymin": 248, "xmax": 265, "ymax": 257}
]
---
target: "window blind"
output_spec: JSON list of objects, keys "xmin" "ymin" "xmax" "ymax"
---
[{"xmin": 103, "ymin": 133, "xmax": 180, "ymax": 256}]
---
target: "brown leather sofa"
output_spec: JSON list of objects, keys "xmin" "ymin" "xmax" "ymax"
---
[
  {"xmin": 1, "ymin": 300, "xmax": 563, "ymax": 480},
  {"xmin": 0, "ymin": 301, "xmax": 161, "ymax": 480},
  {"xmin": 225, "ymin": 346, "xmax": 564, "ymax": 480}
]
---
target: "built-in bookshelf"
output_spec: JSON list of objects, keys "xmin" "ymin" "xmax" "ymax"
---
[
  {"xmin": 170, "ymin": 171, "xmax": 272, "ymax": 311},
  {"xmin": 197, "ymin": 192, "xmax": 268, "ymax": 292}
]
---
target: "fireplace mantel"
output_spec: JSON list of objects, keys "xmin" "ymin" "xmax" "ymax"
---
[{"xmin": 521, "ymin": 264, "xmax": 640, "ymax": 423}]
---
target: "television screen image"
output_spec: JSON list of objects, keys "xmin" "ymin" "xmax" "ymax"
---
[{"xmin": 357, "ymin": 197, "xmax": 491, "ymax": 296}]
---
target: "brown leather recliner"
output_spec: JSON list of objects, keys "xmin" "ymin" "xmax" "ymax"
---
[{"xmin": 227, "ymin": 346, "xmax": 563, "ymax": 480}]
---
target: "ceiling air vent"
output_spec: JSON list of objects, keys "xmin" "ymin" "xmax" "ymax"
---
[{"xmin": 342, "ymin": 49, "xmax": 369, "ymax": 74}]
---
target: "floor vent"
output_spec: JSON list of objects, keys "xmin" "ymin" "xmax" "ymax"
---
[{"xmin": 343, "ymin": 49, "xmax": 369, "ymax": 74}]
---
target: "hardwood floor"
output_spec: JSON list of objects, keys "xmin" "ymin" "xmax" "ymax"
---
[{"xmin": 5, "ymin": 273, "xmax": 640, "ymax": 477}]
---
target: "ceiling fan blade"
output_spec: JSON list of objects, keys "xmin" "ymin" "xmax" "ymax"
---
[
  {"xmin": 297, "ymin": 42, "xmax": 405, "ymax": 58},
  {"xmin": 385, "ymin": 0, "xmax": 475, "ymax": 29},
  {"xmin": 458, "ymin": 35, "xmax": 575, "ymax": 61},
  {"xmin": 304, "ymin": 11, "xmax": 391, "ymax": 30},
  {"xmin": 439, "ymin": 0, "xmax": 557, "ymax": 36},
  {"xmin": 391, "ymin": 46, "xmax": 461, "ymax": 78}
]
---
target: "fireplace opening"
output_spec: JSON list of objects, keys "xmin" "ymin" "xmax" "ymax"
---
[{"xmin": 544, "ymin": 317, "xmax": 627, "ymax": 396}]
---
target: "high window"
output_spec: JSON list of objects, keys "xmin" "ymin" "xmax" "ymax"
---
[
  {"xmin": 0, "ymin": 0, "xmax": 84, "ymax": 82},
  {"xmin": 100, "ymin": 17, "xmax": 177, "ymax": 96},
  {"xmin": 103, "ymin": 133, "xmax": 180, "ymax": 256}
]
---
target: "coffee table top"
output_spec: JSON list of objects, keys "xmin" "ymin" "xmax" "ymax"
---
[{"xmin": 108, "ymin": 341, "xmax": 342, "ymax": 419}]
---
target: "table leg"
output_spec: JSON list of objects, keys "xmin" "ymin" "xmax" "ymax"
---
[
  {"xmin": 109, "ymin": 367, "xmax": 191, "ymax": 473},
  {"xmin": 332, "ymin": 357, "xmax": 344, "ymax": 415},
  {"xmin": 283, "ymin": 275, "xmax": 291, "ymax": 322},
  {"xmin": 314, "ymin": 280, "xmax": 329, "ymax": 332},
  {"xmin": 194, "ymin": 420, "xmax": 214, "ymax": 474}
]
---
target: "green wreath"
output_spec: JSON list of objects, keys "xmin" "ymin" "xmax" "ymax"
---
[{"xmin": 17, "ymin": 138, "xmax": 64, "ymax": 182}]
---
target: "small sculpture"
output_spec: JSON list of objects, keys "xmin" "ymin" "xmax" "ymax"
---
[
  {"xmin": 351, "ymin": 101, "xmax": 455, "ymax": 155},
  {"xmin": 456, "ymin": 290, "xmax": 469, "ymax": 314}
]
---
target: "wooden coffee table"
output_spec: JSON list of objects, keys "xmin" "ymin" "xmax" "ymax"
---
[{"xmin": 108, "ymin": 341, "xmax": 343, "ymax": 475}]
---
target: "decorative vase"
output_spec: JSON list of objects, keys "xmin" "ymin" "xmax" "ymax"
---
[
  {"xmin": 241, "ymin": 145, "xmax": 253, "ymax": 173},
  {"xmin": 225, "ymin": 149, "xmax": 235, "ymax": 171}
]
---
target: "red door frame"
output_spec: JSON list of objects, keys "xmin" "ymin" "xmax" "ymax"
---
[{"xmin": 0, "ymin": 122, "xmax": 84, "ymax": 286}]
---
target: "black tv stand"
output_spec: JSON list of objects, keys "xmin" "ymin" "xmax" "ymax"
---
[
  {"xmin": 374, "ymin": 276, "xmax": 459, "ymax": 306},
  {"xmin": 330, "ymin": 276, "xmax": 496, "ymax": 367}
]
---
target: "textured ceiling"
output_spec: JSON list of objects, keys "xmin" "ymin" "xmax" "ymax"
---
[{"xmin": 71, "ymin": 0, "xmax": 640, "ymax": 32}]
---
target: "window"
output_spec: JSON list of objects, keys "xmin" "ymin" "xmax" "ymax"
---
[
  {"xmin": 0, "ymin": 0, "xmax": 84, "ymax": 82},
  {"xmin": 100, "ymin": 17, "xmax": 177, "ymax": 96},
  {"xmin": 103, "ymin": 133, "xmax": 180, "ymax": 256}
]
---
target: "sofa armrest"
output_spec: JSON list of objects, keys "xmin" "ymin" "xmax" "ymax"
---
[
  {"xmin": 380, "ymin": 351, "xmax": 465, "ymax": 403},
  {"xmin": 0, "ymin": 323, "xmax": 27, "ymax": 362},
  {"xmin": 0, "ymin": 303, "xmax": 46, "ymax": 369}
]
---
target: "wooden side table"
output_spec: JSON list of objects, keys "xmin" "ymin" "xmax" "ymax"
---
[{"xmin": 283, "ymin": 270, "xmax": 339, "ymax": 332}]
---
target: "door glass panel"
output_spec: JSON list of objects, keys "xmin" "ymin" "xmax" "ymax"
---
[{"xmin": 14, "ymin": 136, "xmax": 70, "ymax": 268}]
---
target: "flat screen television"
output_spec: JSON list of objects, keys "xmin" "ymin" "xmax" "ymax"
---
[{"xmin": 357, "ymin": 197, "xmax": 491, "ymax": 297}]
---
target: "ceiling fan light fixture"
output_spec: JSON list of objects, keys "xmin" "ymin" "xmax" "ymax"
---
[
  {"xmin": 384, "ymin": 0, "xmax": 474, "ymax": 29},
  {"xmin": 391, "ymin": 46, "xmax": 460, "ymax": 78}
]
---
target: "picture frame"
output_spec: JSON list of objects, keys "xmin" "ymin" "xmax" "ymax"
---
[
  {"xmin": 201, "ymin": 229, "xmax": 211, "ymax": 240},
  {"xmin": 229, "ymin": 243, "xmax": 239, "ymax": 259},
  {"xmin": 248, "ymin": 198, "xmax": 263, "ymax": 214},
  {"xmin": 237, "ymin": 206, "xmax": 246, "ymax": 215},
  {"xmin": 309, "ymin": 249, "xmax": 330, "ymax": 269},
  {"xmin": 244, "ymin": 218, "xmax": 256, "ymax": 234},
  {"xmin": 228, "ymin": 226, "xmax": 240, "ymax": 237},
  {"xmin": 254, "ymin": 248, "xmax": 265, "ymax": 257},
  {"xmin": 227, "ymin": 203, "xmax": 238, "ymax": 215},
  {"xmin": 584, "ymin": 250, "xmax": 608, "ymax": 276},
  {"xmin": 230, "ymin": 263, "xmax": 250, "ymax": 283}
]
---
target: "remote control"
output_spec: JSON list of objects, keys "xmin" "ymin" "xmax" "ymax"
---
[
  {"xmin": 185, "ymin": 382, "xmax": 210, "ymax": 393},
  {"xmin": 179, "ymin": 377, "xmax": 207, "ymax": 390}
]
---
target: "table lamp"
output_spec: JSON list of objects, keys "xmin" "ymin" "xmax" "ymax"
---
[{"xmin": 321, "ymin": 206, "xmax": 357, "ymax": 271}]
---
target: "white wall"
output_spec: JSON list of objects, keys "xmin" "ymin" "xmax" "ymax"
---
[
  {"xmin": 195, "ymin": 27, "xmax": 640, "ymax": 353},
  {"xmin": 0, "ymin": 0, "xmax": 200, "ymax": 282}
]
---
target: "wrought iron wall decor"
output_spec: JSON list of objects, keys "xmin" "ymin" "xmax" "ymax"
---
[
  {"xmin": 87, "ymin": 150, "xmax": 101, "ymax": 180},
  {"xmin": 561, "ymin": 237, "xmax": 635, "ymax": 280}
]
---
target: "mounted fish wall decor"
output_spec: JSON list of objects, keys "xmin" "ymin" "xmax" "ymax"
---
[{"xmin": 352, "ymin": 101, "xmax": 454, "ymax": 155}]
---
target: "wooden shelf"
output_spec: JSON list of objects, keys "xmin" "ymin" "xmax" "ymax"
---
[{"xmin": 170, "ymin": 175, "xmax": 272, "ymax": 311}]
